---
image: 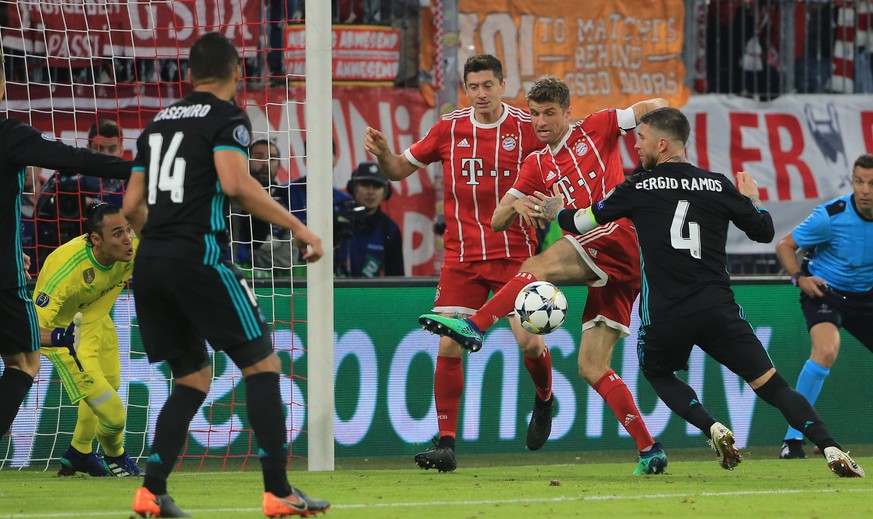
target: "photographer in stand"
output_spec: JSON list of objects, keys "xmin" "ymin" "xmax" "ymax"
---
[{"xmin": 335, "ymin": 162, "xmax": 403, "ymax": 277}]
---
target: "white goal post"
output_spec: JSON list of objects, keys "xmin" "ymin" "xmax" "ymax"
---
[{"xmin": 305, "ymin": 0, "xmax": 335, "ymax": 472}]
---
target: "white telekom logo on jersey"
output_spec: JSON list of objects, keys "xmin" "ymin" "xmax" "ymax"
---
[
  {"xmin": 551, "ymin": 169, "xmax": 596, "ymax": 207},
  {"xmin": 462, "ymin": 158, "xmax": 510, "ymax": 185}
]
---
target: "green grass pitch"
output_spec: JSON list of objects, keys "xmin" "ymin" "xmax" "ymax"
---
[{"xmin": 1, "ymin": 447, "xmax": 871, "ymax": 518}]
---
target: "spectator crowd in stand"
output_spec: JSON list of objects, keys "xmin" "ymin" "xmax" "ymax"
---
[{"xmin": 704, "ymin": 0, "xmax": 873, "ymax": 97}]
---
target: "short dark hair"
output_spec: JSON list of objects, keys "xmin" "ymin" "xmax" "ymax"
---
[
  {"xmin": 463, "ymin": 54, "xmax": 504, "ymax": 84},
  {"xmin": 88, "ymin": 119, "xmax": 121, "ymax": 143},
  {"xmin": 526, "ymin": 75, "xmax": 570, "ymax": 110},
  {"xmin": 639, "ymin": 107, "xmax": 691, "ymax": 145},
  {"xmin": 250, "ymin": 139, "xmax": 280, "ymax": 156},
  {"xmin": 84, "ymin": 201, "xmax": 123, "ymax": 245},
  {"xmin": 189, "ymin": 32, "xmax": 240, "ymax": 84},
  {"xmin": 854, "ymin": 153, "xmax": 873, "ymax": 170}
]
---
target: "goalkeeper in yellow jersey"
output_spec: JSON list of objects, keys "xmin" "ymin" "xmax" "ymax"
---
[{"xmin": 34, "ymin": 201, "xmax": 142, "ymax": 477}]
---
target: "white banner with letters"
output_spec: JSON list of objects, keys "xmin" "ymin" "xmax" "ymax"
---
[{"xmin": 645, "ymin": 94, "xmax": 873, "ymax": 254}]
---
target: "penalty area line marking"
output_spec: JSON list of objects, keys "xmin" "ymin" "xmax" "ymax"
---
[{"xmin": 2, "ymin": 487, "xmax": 871, "ymax": 518}]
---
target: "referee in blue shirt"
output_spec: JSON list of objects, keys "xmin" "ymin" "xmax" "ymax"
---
[{"xmin": 776, "ymin": 153, "xmax": 873, "ymax": 460}]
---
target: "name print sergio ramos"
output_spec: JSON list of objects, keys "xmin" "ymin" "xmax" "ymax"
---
[{"xmin": 635, "ymin": 175, "xmax": 724, "ymax": 192}]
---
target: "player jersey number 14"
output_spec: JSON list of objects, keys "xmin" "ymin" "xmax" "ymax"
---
[{"xmin": 147, "ymin": 132, "xmax": 187, "ymax": 204}]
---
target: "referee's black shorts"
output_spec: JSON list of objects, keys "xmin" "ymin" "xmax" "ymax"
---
[
  {"xmin": 0, "ymin": 286, "xmax": 40, "ymax": 355},
  {"xmin": 132, "ymin": 257, "xmax": 273, "ymax": 374},
  {"xmin": 800, "ymin": 287, "xmax": 873, "ymax": 351},
  {"xmin": 637, "ymin": 302, "xmax": 774, "ymax": 382}
]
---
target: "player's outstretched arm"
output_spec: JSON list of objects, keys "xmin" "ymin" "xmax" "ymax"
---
[
  {"xmin": 529, "ymin": 184, "xmax": 565, "ymax": 222},
  {"xmin": 364, "ymin": 126, "xmax": 417, "ymax": 181},
  {"xmin": 491, "ymin": 193, "xmax": 543, "ymax": 231},
  {"xmin": 215, "ymin": 149, "xmax": 323, "ymax": 262},
  {"xmin": 556, "ymin": 207, "xmax": 599, "ymax": 235},
  {"xmin": 5, "ymin": 119, "xmax": 132, "ymax": 179},
  {"xmin": 736, "ymin": 170, "xmax": 764, "ymax": 208},
  {"xmin": 734, "ymin": 170, "xmax": 774, "ymax": 243},
  {"xmin": 629, "ymin": 98, "xmax": 669, "ymax": 124},
  {"xmin": 122, "ymin": 170, "xmax": 148, "ymax": 238}
]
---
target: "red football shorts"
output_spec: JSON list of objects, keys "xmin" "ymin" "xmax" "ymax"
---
[
  {"xmin": 432, "ymin": 257, "xmax": 526, "ymax": 316},
  {"xmin": 564, "ymin": 219, "xmax": 641, "ymax": 337}
]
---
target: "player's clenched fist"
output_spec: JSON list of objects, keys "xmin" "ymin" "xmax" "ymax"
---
[
  {"xmin": 736, "ymin": 170, "xmax": 763, "ymax": 207},
  {"xmin": 294, "ymin": 227, "xmax": 324, "ymax": 262}
]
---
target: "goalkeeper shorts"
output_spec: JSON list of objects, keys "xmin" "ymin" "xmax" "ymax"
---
[{"xmin": 40, "ymin": 315, "xmax": 119, "ymax": 403}]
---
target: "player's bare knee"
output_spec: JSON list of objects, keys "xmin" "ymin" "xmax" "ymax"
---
[
  {"xmin": 2, "ymin": 352, "xmax": 41, "ymax": 378},
  {"xmin": 577, "ymin": 362, "xmax": 606, "ymax": 386},
  {"xmin": 810, "ymin": 343, "xmax": 840, "ymax": 367},
  {"xmin": 438, "ymin": 337, "xmax": 465, "ymax": 358},
  {"xmin": 520, "ymin": 253, "xmax": 557, "ymax": 280},
  {"xmin": 241, "ymin": 352, "xmax": 280, "ymax": 376},
  {"xmin": 518, "ymin": 337, "xmax": 544, "ymax": 358},
  {"xmin": 747, "ymin": 367, "xmax": 777, "ymax": 390},
  {"xmin": 172, "ymin": 364, "xmax": 213, "ymax": 393}
]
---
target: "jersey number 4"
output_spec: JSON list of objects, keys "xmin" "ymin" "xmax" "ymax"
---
[
  {"xmin": 147, "ymin": 132, "xmax": 186, "ymax": 204},
  {"xmin": 670, "ymin": 200, "xmax": 701, "ymax": 259}
]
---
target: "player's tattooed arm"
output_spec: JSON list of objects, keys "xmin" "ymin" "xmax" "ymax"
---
[
  {"xmin": 736, "ymin": 170, "xmax": 764, "ymax": 208},
  {"xmin": 528, "ymin": 184, "xmax": 564, "ymax": 221}
]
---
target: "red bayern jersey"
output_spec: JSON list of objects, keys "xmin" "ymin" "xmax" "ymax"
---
[
  {"xmin": 405, "ymin": 103, "xmax": 540, "ymax": 263},
  {"xmin": 509, "ymin": 109, "xmax": 628, "ymax": 211}
]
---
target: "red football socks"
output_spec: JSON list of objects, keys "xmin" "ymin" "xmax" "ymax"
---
[
  {"xmin": 469, "ymin": 272, "xmax": 537, "ymax": 331},
  {"xmin": 593, "ymin": 370, "xmax": 654, "ymax": 451},
  {"xmin": 434, "ymin": 356, "xmax": 464, "ymax": 438},
  {"xmin": 523, "ymin": 346, "xmax": 553, "ymax": 401}
]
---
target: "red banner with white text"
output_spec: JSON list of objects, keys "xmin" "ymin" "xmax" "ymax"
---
[
  {"xmin": 2, "ymin": 1, "xmax": 260, "ymax": 65},
  {"xmin": 285, "ymin": 25, "xmax": 401, "ymax": 83}
]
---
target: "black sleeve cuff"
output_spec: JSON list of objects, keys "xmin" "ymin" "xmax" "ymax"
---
[{"xmin": 557, "ymin": 209, "xmax": 577, "ymax": 234}]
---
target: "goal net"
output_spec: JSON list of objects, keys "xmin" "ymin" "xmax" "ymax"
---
[{"xmin": 0, "ymin": 0, "xmax": 332, "ymax": 471}]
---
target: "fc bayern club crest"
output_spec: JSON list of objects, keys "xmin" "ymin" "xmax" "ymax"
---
[
  {"xmin": 574, "ymin": 141, "xmax": 589, "ymax": 156},
  {"xmin": 502, "ymin": 135, "xmax": 517, "ymax": 151}
]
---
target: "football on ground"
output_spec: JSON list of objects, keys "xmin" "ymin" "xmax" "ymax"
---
[{"xmin": 514, "ymin": 281, "xmax": 568, "ymax": 334}]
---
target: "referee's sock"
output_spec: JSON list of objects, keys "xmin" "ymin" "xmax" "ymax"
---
[
  {"xmin": 754, "ymin": 372, "xmax": 839, "ymax": 452},
  {"xmin": 644, "ymin": 370, "xmax": 717, "ymax": 436},
  {"xmin": 246, "ymin": 372, "xmax": 293, "ymax": 497},
  {"xmin": 0, "ymin": 367, "xmax": 34, "ymax": 437},
  {"xmin": 144, "ymin": 384, "xmax": 207, "ymax": 496},
  {"xmin": 784, "ymin": 359, "xmax": 830, "ymax": 441}
]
